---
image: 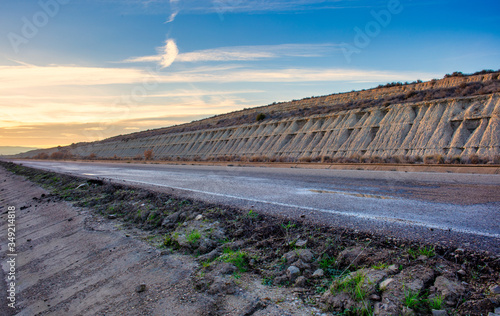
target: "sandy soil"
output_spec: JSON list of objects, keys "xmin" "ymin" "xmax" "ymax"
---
[{"xmin": 0, "ymin": 167, "xmax": 324, "ymax": 316}]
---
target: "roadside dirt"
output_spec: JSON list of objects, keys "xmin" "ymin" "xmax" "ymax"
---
[
  {"xmin": 21, "ymin": 158, "xmax": 500, "ymax": 175},
  {"xmin": 1, "ymin": 162, "xmax": 499, "ymax": 315}
]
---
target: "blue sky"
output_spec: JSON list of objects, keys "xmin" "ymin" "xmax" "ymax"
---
[{"xmin": 1, "ymin": 0, "xmax": 499, "ymax": 150}]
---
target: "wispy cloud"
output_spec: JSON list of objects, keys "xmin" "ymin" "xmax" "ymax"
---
[
  {"xmin": 0, "ymin": 63, "xmax": 437, "ymax": 89},
  {"xmin": 165, "ymin": 0, "xmax": 179, "ymax": 23},
  {"xmin": 122, "ymin": 42, "xmax": 337, "ymax": 64},
  {"xmin": 100, "ymin": 0, "xmax": 371, "ymax": 16},
  {"xmin": 122, "ymin": 39, "xmax": 178, "ymax": 67}
]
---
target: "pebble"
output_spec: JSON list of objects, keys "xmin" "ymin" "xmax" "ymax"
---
[
  {"xmin": 195, "ymin": 214, "xmax": 203, "ymax": 221},
  {"xmin": 135, "ymin": 284, "xmax": 147, "ymax": 293},
  {"xmin": 287, "ymin": 266, "xmax": 300, "ymax": 281},
  {"xmin": 294, "ymin": 276, "xmax": 306, "ymax": 287},
  {"xmin": 369, "ymin": 294, "xmax": 381, "ymax": 301},
  {"xmin": 490, "ymin": 285, "xmax": 500, "ymax": 294},
  {"xmin": 295, "ymin": 239, "xmax": 307, "ymax": 247},
  {"xmin": 457, "ymin": 269, "xmax": 466, "ymax": 276},
  {"xmin": 388, "ymin": 264, "xmax": 399, "ymax": 273},
  {"xmin": 379, "ymin": 278, "xmax": 393, "ymax": 290},
  {"xmin": 312, "ymin": 269, "xmax": 324, "ymax": 278}
]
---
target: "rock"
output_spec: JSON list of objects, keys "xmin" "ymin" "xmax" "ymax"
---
[
  {"xmin": 388, "ymin": 264, "xmax": 399, "ymax": 274},
  {"xmin": 402, "ymin": 306, "xmax": 416, "ymax": 315},
  {"xmin": 161, "ymin": 211, "xmax": 184, "ymax": 226},
  {"xmin": 490, "ymin": 285, "xmax": 500, "ymax": 294},
  {"xmin": 295, "ymin": 239, "xmax": 307, "ymax": 247},
  {"xmin": 457, "ymin": 269, "xmax": 466, "ymax": 276},
  {"xmin": 294, "ymin": 276, "xmax": 306, "ymax": 287},
  {"xmin": 194, "ymin": 214, "xmax": 203, "ymax": 221},
  {"xmin": 274, "ymin": 275, "xmax": 288, "ymax": 285},
  {"xmin": 432, "ymin": 310, "xmax": 448, "ymax": 316},
  {"xmin": 379, "ymin": 265, "xmax": 435, "ymax": 315},
  {"xmin": 239, "ymin": 298, "xmax": 264, "ymax": 316},
  {"xmin": 379, "ymin": 278, "xmax": 394, "ymax": 291},
  {"xmin": 369, "ymin": 294, "xmax": 381, "ymax": 301},
  {"xmin": 197, "ymin": 249, "xmax": 221, "ymax": 262},
  {"xmin": 455, "ymin": 248, "xmax": 465, "ymax": 253},
  {"xmin": 312, "ymin": 269, "xmax": 324, "ymax": 278},
  {"xmin": 417, "ymin": 254, "xmax": 428, "ymax": 261},
  {"xmin": 135, "ymin": 284, "xmax": 147, "ymax": 293},
  {"xmin": 292, "ymin": 259, "xmax": 311, "ymax": 270},
  {"xmin": 208, "ymin": 276, "xmax": 235, "ymax": 294},
  {"xmin": 496, "ymin": 307, "xmax": 500, "ymax": 314},
  {"xmin": 322, "ymin": 291, "xmax": 352, "ymax": 311},
  {"xmin": 296, "ymin": 249, "xmax": 314, "ymax": 263},
  {"xmin": 434, "ymin": 276, "xmax": 465, "ymax": 304},
  {"xmin": 287, "ymin": 266, "xmax": 300, "ymax": 282},
  {"xmin": 282, "ymin": 251, "xmax": 298, "ymax": 263},
  {"xmin": 374, "ymin": 301, "xmax": 399, "ymax": 315},
  {"xmin": 198, "ymin": 238, "xmax": 217, "ymax": 254},
  {"xmin": 216, "ymin": 262, "xmax": 238, "ymax": 275},
  {"xmin": 107, "ymin": 214, "xmax": 117, "ymax": 219}
]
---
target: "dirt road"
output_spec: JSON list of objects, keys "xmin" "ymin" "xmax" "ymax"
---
[{"xmin": 0, "ymin": 166, "xmax": 321, "ymax": 315}]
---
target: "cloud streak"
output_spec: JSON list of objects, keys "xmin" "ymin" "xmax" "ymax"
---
[
  {"xmin": 123, "ymin": 43, "xmax": 336, "ymax": 64},
  {"xmin": 0, "ymin": 63, "xmax": 438, "ymax": 90}
]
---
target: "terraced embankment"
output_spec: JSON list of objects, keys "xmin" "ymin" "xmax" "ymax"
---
[{"xmin": 14, "ymin": 73, "xmax": 500, "ymax": 161}]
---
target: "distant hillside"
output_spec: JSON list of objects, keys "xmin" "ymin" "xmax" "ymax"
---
[{"xmin": 0, "ymin": 146, "xmax": 40, "ymax": 156}]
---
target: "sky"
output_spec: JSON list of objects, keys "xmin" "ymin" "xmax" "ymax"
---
[{"xmin": 1, "ymin": 0, "xmax": 499, "ymax": 153}]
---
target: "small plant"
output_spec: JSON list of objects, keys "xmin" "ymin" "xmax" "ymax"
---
[
  {"xmin": 256, "ymin": 113, "xmax": 266, "ymax": 121},
  {"xmin": 144, "ymin": 149, "xmax": 154, "ymax": 160},
  {"xmin": 246, "ymin": 209, "xmax": 258, "ymax": 219},
  {"xmin": 332, "ymin": 272, "xmax": 367, "ymax": 302},
  {"xmin": 428, "ymin": 295, "xmax": 444, "ymax": 310},
  {"xmin": 371, "ymin": 263, "xmax": 388, "ymax": 270},
  {"xmin": 406, "ymin": 248, "xmax": 418, "ymax": 259},
  {"xmin": 403, "ymin": 289, "xmax": 423, "ymax": 310},
  {"xmin": 163, "ymin": 232, "xmax": 180, "ymax": 249},
  {"xmin": 187, "ymin": 229, "xmax": 201, "ymax": 245},
  {"xmin": 418, "ymin": 245, "xmax": 435, "ymax": 257},
  {"xmin": 218, "ymin": 248, "xmax": 249, "ymax": 272},
  {"xmin": 281, "ymin": 221, "xmax": 296, "ymax": 239},
  {"xmin": 261, "ymin": 276, "xmax": 274, "ymax": 286},
  {"xmin": 232, "ymin": 272, "xmax": 242, "ymax": 279}
]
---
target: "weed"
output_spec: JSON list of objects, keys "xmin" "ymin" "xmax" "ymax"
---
[
  {"xmin": 187, "ymin": 229, "xmax": 201, "ymax": 245},
  {"xmin": 281, "ymin": 221, "xmax": 296, "ymax": 230},
  {"xmin": 419, "ymin": 245, "xmax": 435, "ymax": 257},
  {"xmin": 406, "ymin": 248, "xmax": 418, "ymax": 260},
  {"xmin": 163, "ymin": 232, "xmax": 180, "ymax": 249},
  {"xmin": 201, "ymin": 260, "xmax": 212, "ymax": 268},
  {"xmin": 403, "ymin": 289, "xmax": 423, "ymax": 310},
  {"xmin": 371, "ymin": 263, "xmax": 388, "ymax": 270},
  {"xmin": 232, "ymin": 272, "xmax": 242, "ymax": 279},
  {"xmin": 262, "ymin": 276, "xmax": 274, "ymax": 286},
  {"xmin": 318, "ymin": 254, "xmax": 341, "ymax": 277},
  {"xmin": 332, "ymin": 272, "xmax": 367, "ymax": 302},
  {"xmin": 281, "ymin": 221, "xmax": 296, "ymax": 240},
  {"xmin": 428, "ymin": 295, "xmax": 444, "ymax": 310},
  {"xmin": 246, "ymin": 209, "xmax": 258, "ymax": 219},
  {"xmin": 218, "ymin": 248, "xmax": 249, "ymax": 272}
]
